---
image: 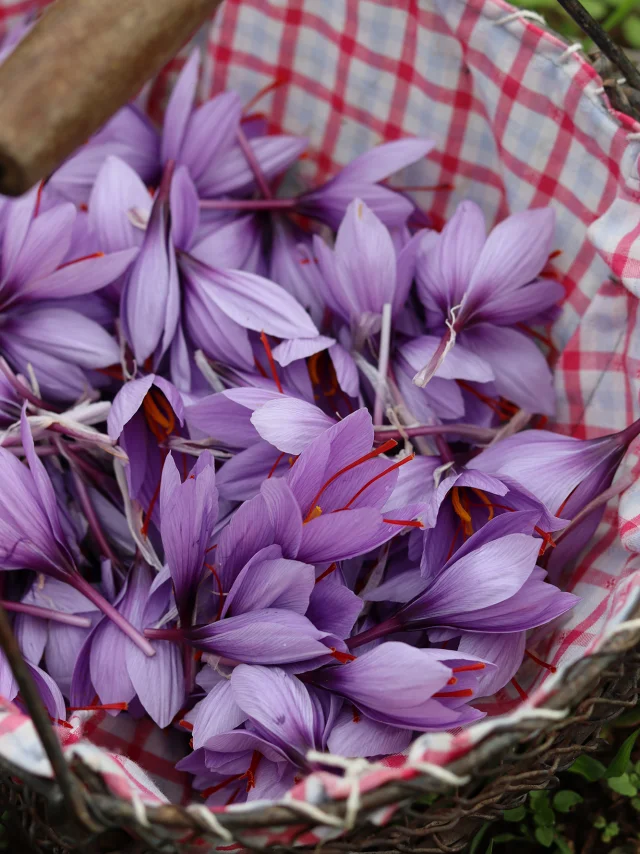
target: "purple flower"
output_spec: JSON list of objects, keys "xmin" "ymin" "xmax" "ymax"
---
[
  {"xmin": 107, "ymin": 373, "xmax": 185, "ymax": 516},
  {"xmin": 413, "ymin": 201, "xmax": 562, "ymax": 415},
  {"xmin": 312, "ymin": 642, "xmax": 488, "ymax": 733},
  {"xmin": 0, "ymin": 407, "xmax": 155, "ymax": 657},
  {"xmin": 297, "ymin": 139, "xmax": 435, "ymax": 229},
  {"xmin": 0, "ymin": 187, "xmax": 136, "ymax": 400},
  {"xmin": 92, "ymin": 158, "xmax": 317, "ymax": 384}
]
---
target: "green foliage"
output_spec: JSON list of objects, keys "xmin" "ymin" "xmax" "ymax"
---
[
  {"xmin": 608, "ymin": 773, "xmax": 638, "ymax": 796},
  {"xmin": 503, "ymin": 805, "xmax": 526, "ymax": 822},
  {"xmin": 509, "ymin": 0, "xmax": 640, "ymax": 49},
  {"xmin": 534, "ymin": 826, "xmax": 555, "ymax": 847},
  {"xmin": 606, "ymin": 729, "xmax": 640, "ymax": 778},
  {"xmin": 568, "ymin": 754, "xmax": 607, "ymax": 781},
  {"xmin": 553, "ymin": 790, "xmax": 584, "ymax": 812}
]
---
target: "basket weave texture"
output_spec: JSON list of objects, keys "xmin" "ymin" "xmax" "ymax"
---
[{"xmin": 1, "ymin": 0, "xmax": 640, "ymax": 851}]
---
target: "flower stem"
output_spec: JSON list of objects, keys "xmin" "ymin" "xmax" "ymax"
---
[
  {"xmin": 374, "ymin": 423, "xmax": 496, "ymax": 443},
  {"xmin": 346, "ymin": 616, "xmax": 402, "ymax": 650},
  {"xmin": 70, "ymin": 574, "xmax": 155, "ymax": 657},
  {"xmin": 236, "ymin": 125, "xmax": 273, "ymax": 199},
  {"xmin": 0, "ymin": 600, "xmax": 91, "ymax": 628},
  {"xmin": 199, "ymin": 198, "xmax": 296, "ymax": 211},
  {"xmin": 144, "ymin": 627, "xmax": 183, "ymax": 642}
]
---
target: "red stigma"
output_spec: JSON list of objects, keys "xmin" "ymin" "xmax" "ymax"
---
[
  {"xmin": 206, "ymin": 562, "xmax": 225, "ymax": 622},
  {"xmin": 382, "ymin": 519, "xmax": 424, "ymax": 529},
  {"xmin": 267, "ymin": 451, "xmax": 286, "ymax": 479},
  {"xmin": 34, "ymin": 180, "xmax": 46, "ymax": 217},
  {"xmin": 303, "ymin": 439, "xmax": 397, "ymax": 523},
  {"xmin": 330, "ymin": 647, "xmax": 356, "ymax": 664},
  {"xmin": 433, "ymin": 688, "xmax": 474, "ymax": 699},
  {"xmin": 67, "ymin": 702, "xmax": 128, "ymax": 712},
  {"xmin": 259, "ymin": 331, "xmax": 283, "ymax": 393},
  {"xmin": 315, "ymin": 563, "xmax": 338, "ymax": 584},
  {"xmin": 525, "ymin": 650, "xmax": 556, "ymax": 673},
  {"xmin": 243, "ymin": 76, "xmax": 289, "ymax": 114},
  {"xmin": 179, "ymin": 720, "xmax": 194, "ymax": 732},
  {"xmin": 57, "ymin": 251, "xmax": 105, "ymax": 269},
  {"xmin": 452, "ymin": 663, "xmax": 486, "ymax": 673},
  {"xmin": 352, "ymin": 704, "xmax": 361, "ymax": 723},
  {"xmin": 341, "ymin": 454, "xmax": 415, "ymax": 510}
]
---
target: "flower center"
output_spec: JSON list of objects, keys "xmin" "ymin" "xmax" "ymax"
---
[
  {"xmin": 142, "ymin": 387, "xmax": 176, "ymax": 443},
  {"xmin": 201, "ymin": 750, "xmax": 262, "ymax": 802}
]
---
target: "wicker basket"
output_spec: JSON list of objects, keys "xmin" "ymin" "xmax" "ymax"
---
[{"xmin": 2, "ymin": 0, "xmax": 640, "ymax": 851}]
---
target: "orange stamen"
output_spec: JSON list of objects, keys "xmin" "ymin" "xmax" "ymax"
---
[
  {"xmin": 267, "ymin": 451, "xmax": 286, "ymax": 479},
  {"xmin": 303, "ymin": 439, "xmax": 397, "ymax": 522},
  {"xmin": 315, "ymin": 563, "xmax": 337, "ymax": 584},
  {"xmin": 470, "ymin": 488, "xmax": 494, "ymax": 522},
  {"xmin": 260, "ymin": 331, "xmax": 283, "ymax": 393},
  {"xmin": 330, "ymin": 647, "xmax": 356, "ymax": 663},
  {"xmin": 179, "ymin": 720, "xmax": 194, "ymax": 732},
  {"xmin": 308, "ymin": 352, "xmax": 322, "ymax": 385},
  {"xmin": 342, "ymin": 454, "xmax": 415, "ymax": 510},
  {"xmin": 525, "ymin": 650, "xmax": 556, "ymax": 673},
  {"xmin": 57, "ymin": 251, "xmax": 105, "ymax": 269},
  {"xmin": 433, "ymin": 688, "xmax": 474, "ymax": 699},
  {"xmin": 206, "ymin": 562, "xmax": 225, "ymax": 622}
]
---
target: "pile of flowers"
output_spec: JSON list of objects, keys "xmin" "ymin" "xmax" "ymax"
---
[{"xmin": 0, "ymin": 46, "xmax": 635, "ymax": 805}]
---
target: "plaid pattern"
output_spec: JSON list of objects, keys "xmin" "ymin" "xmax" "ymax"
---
[{"xmin": 0, "ymin": 0, "xmax": 640, "ymax": 845}]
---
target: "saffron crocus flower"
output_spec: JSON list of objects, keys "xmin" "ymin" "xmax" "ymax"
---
[
  {"xmin": 92, "ymin": 157, "xmax": 317, "ymax": 382},
  {"xmin": 159, "ymin": 451, "xmax": 218, "ymax": 625},
  {"xmin": 297, "ymin": 139, "xmax": 435, "ymax": 229},
  {"xmin": 213, "ymin": 409, "xmax": 423, "ymax": 576},
  {"xmin": 71, "ymin": 562, "xmax": 183, "ymax": 727},
  {"xmin": 311, "ymin": 641, "xmax": 488, "ymax": 732},
  {"xmin": 0, "ymin": 408, "xmax": 154, "ymax": 657},
  {"xmin": 50, "ymin": 49, "xmax": 307, "ymax": 205},
  {"xmin": 413, "ymin": 201, "xmax": 562, "ymax": 415},
  {"xmin": 179, "ymin": 665, "xmax": 340, "ymax": 805},
  {"xmin": 467, "ymin": 418, "xmax": 640, "ymax": 576},
  {"xmin": 107, "ymin": 373, "xmax": 185, "ymax": 516},
  {"xmin": 357, "ymin": 512, "xmax": 577, "ymax": 640},
  {"xmin": 0, "ymin": 187, "xmax": 137, "ymax": 400}
]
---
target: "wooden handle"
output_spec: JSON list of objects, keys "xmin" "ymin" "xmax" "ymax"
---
[{"xmin": 0, "ymin": 0, "xmax": 223, "ymax": 196}]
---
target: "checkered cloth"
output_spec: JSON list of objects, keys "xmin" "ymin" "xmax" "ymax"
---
[{"xmin": 1, "ymin": 0, "xmax": 640, "ymax": 846}]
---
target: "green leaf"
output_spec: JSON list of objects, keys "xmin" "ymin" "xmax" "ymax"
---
[
  {"xmin": 555, "ymin": 837, "xmax": 572, "ymax": 854},
  {"xmin": 608, "ymin": 774, "xmax": 638, "ymax": 797},
  {"xmin": 568, "ymin": 754, "xmax": 607, "ymax": 781},
  {"xmin": 582, "ymin": 0, "xmax": 608, "ymax": 17},
  {"xmin": 623, "ymin": 16, "xmax": 640, "ymax": 49},
  {"xmin": 529, "ymin": 790, "xmax": 550, "ymax": 809},
  {"xmin": 535, "ymin": 826, "xmax": 555, "ymax": 848},
  {"xmin": 631, "ymin": 797, "xmax": 640, "ymax": 811},
  {"xmin": 492, "ymin": 834, "xmax": 519, "ymax": 844},
  {"xmin": 603, "ymin": 821, "xmax": 620, "ymax": 843},
  {"xmin": 534, "ymin": 806, "xmax": 556, "ymax": 828},
  {"xmin": 503, "ymin": 806, "xmax": 526, "ymax": 822},
  {"xmin": 606, "ymin": 729, "xmax": 640, "ymax": 778},
  {"xmin": 553, "ymin": 790, "xmax": 583, "ymax": 813},
  {"xmin": 485, "ymin": 842, "xmax": 493, "ymax": 854},
  {"xmin": 593, "ymin": 816, "xmax": 606, "ymax": 829},
  {"xmin": 469, "ymin": 822, "xmax": 490, "ymax": 854}
]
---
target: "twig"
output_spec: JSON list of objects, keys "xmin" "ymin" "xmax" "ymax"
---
[{"xmin": 555, "ymin": 0, "xmax": 640, "ymax": 91}]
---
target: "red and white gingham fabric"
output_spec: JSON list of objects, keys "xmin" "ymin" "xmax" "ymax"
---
[{"xmin": 2, "ymin": 0, "xmax": 640, "ymax": 846}]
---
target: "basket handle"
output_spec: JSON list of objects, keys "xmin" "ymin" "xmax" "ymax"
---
[
  {"xmin": 0, "ymin": 600, "xmax": 97, "ymax": 831},
  {"xmin": 555, "ymin": 0, "xmax": 640, "ymax": 91},
  {"xmin": 0, "ymin": 0, "xmax": 223, "ymax": 197}
]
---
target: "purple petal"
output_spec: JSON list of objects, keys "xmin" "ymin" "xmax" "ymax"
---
[
  {"xmin": 190, "ymin": 215, "xmax": 261, "ymax": 271},
  {"xmin": 251, "ymin": 397, "xmax": 335, "ymax": 454},
  {"xmin": 170, "ymin": 166, "xmax": 200, "ymax": 252},
  {"xmin": 467, "ymin": 208, "xmax": 555, "ymax": 309},
  {"xmin": 307, "ymin": 578, "xmax": 363, "ymax": 638},
  {"xmin": 188, "ymin": 262, "xmax": 318, "ymax": 339},
  {"xmin": 272, "ymin": 335, "xmax": 335, "ymax": 367},
  {"xmin": 460, "ymin": 324, "xmax": 555, "ymax": 416},
  {"xmin": 327, "ymin": 709, "xmax": 412, "ymax": 757},
  {"xmin": 201, "ymin": 135, "xmax": 308, "ymax": 197},
  {"xmin": 216, "ymin": 442, "xmax": 287, "ymax": 501},
  {"xmin": 1, "ymin": 188, "xmax": 38, "ymax": 282},
  {"xmin": 187, "ymin": 609, "xmax": 331, "ymax": 664},
  {"xmin": 216, "ymin": 493, "xmax": 275, "ymax": 589},
  {"xmin": 457, "ymin": 631, "xmax": 526, "ymax": 696},
  {"xmin": 298, "ymin": 508, "xmax": 401, "ymax": 564},
  {"xmin": 416, "ymin": 201, "xmax": 486, "ymax": 315},
  {"xmin": 107, "ymin": 374, "xmax": 155, "ymax": 439},
  {"xmin": 328, "ymin": 343, "xmax": 359, "ymax": 397},
  {"xmin": 302, "ymin": 182, "xmax": 416, "ymax": 231},
  {"xmin": 400, "ymin": 335, "xmax": 494, "ymax": 383},
  {"xmin": 260, "ymin": 476, "xmax": 303, "ymax": 558},
  {"xmin": 223, "ymin": 550, "xmax": 314, "ymax": 617},
  {"xmin": 191, "ymin": 679, "xmax": 246, "ymax": 748},
  {"xmin": 161, "ymin": 49, "xmax": 200, "ymax": 165},
  {"xmin": 479, "ymin": 278, "xmax": 564, "ymax": 326},
  {"xmin": 231, "ymin": 664, "xmax": 319, "ymax": 758},
  {"xmin": 185, "ymin": 391, "xmax": 261, "ymax": 447},
  {"xmin": 339, "ymin": 139, "xmax": 434, "ymax": 183},
  {"xmin": 9, "ymin": 203, "xmax": 75, "ymax": 285},
  {"xmin": 181, "ymin": 92, "xmax": 243, "ymax": 186},
  {"xmin": 29, "ymin": 661, "xmax": 66, "ymax": 721},
  {"xmin": 88, "ymin": 156, "xmax": 149, "ymax": 253},
  {"xmin": 19, "ymin": 248, "xmax": 138, "ymax": 301}
]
